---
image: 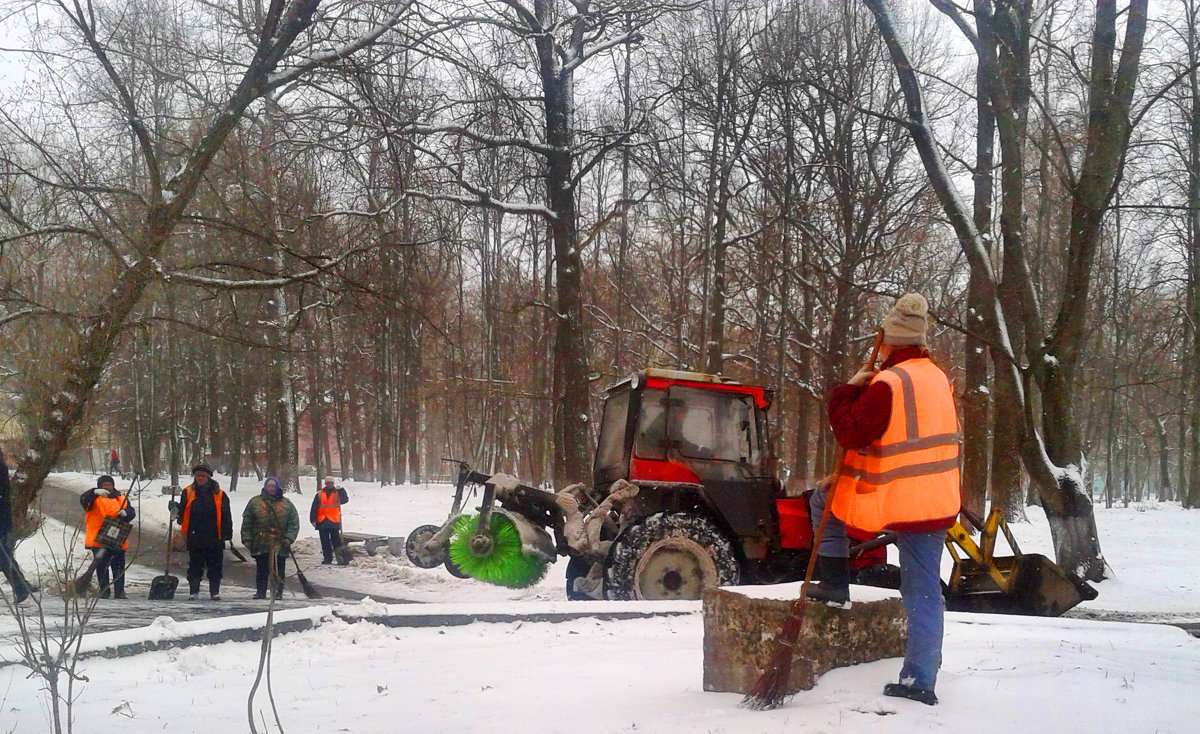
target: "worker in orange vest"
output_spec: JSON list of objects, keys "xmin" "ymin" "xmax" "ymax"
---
[
  {"xmin": 310, "ymin": 476, "xmax": 349, "ymax": 565},
  {"xmin": 808, "ymin": 293, "xmax": 960, "ymax": 706},
  {"xmin": 79, "ymin": 475, "xmax": 135, "ymax": 599},
  {"xmin": 171, "ymin": 464, "xmax": 232, "ymax": 601}
]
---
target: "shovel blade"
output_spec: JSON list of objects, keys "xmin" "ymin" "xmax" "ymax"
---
[
  {"xmin": 148, "ymin": 574, "xmax": 178, "ymax": 601},
  {"xmin": 946, "ymin": 553, "xmax": 1096, "ymax": 617}
]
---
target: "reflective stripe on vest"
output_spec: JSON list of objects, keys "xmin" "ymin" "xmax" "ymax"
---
[
  {"xmin": 85, "ymin": 495, "xmax": 129, "ymax": 550},
  {"xmin": 180, "ymin": 486, "xmax": 224, "ymax": 540},
  {"xmin": 831, "ymin": 358, "xmax": 962, "ymax": 533},
  {"xmin": 316, "ymin": 490, "xmax": 341, "ymax": 525}
]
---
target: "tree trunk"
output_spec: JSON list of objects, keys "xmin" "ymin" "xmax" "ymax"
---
[
  {"xmin": 962, "ymin": 18, "xmax": 996, "ymax": 518},
  {"xmin": 537, "ymin": 24, "xmax": 591, "ymax": 485}
]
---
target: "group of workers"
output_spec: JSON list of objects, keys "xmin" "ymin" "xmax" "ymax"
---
[{"xmin": 78, "ymin": 465, "xmax": 350, "ymax": 601}]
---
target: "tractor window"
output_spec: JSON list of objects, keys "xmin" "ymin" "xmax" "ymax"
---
[
  {"xmin": 595, "ymin": 389, "xmax": 631, "ymax": 471},
  {"xmin": 667, "ymin": 387, "xmax": 757, "ymax": 464},
  {"xmin": 634, "ymin": 389, "xmax": 667, "ymax": 460}
]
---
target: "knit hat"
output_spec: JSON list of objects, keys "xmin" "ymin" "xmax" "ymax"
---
[
  {"xmin": 97, "ymin": 475, "xmax": 115, "ymax": 489},
  {"xmin": 192, "ymin": 463, "xmax": 213, "ymax": 477},
  {"xmin": 262, "ymin": 476, "xmax": 283, "ymax": 497},
  {"xmin": 880, "ymin": 293, "xmax": 929, "ymax": 346}
]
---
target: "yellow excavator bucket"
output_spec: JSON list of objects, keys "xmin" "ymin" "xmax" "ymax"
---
[{"xmin": 944, "ymin": 508, "xmax": 1097, "ymax": 617}]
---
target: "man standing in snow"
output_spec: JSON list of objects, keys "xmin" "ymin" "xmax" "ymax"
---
[
  {"xmin": 310, "ymin": 476, "xmax": 349, "ymax": 565},
  {"xmin": 0, "ymin": 448, "xmax": 32, "ymax": 603},
  {"xmin": 173, "ymin": 464, "xmax": 232, "ymax": 601},
  {"xmin": 242, "ymin": 477, "xmax": 299, "ymax": 599},
  {"xmin": 80, "ymin": 475, "xmax": 135, "ymax": 598},
  {"xmin": 807, "ymin": 293, "xmax": 961, "ymax": 706}
]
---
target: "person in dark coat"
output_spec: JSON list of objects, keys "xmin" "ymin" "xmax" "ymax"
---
[
  {"xmin": 79, "ymin": 475, "xmax": 135, "ymax": 598},
  {"xmin": 0, "ymin": 448, "xmax": 32, "ymax": 603},
  {"xmin": 310, "ymin": 476, "xmax": 349, "ymax": 565},
  {"xmin": 172, "ymin": 463, "xmax": 232, "ymax": 601}
]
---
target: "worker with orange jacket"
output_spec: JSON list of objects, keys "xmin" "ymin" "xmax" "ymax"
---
[
  {"xmin": 79, "ymin": 475, "xmax": 135, "ymax": 599},
  {"xmin": 807, "ymin": 293, "xmax": 961, "ymax": 706},
  {"xmin": 310, "ymin": 476, "xmax": 349, "ymax": 565},
  {"xmin": 171, "ymin": 464, "xmax": 232, "ymax": 601}
]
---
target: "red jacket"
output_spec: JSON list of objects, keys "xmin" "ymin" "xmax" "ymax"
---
[{"xmin": 828, "ymin": 347, "xmax": 929, "ymax": 449}]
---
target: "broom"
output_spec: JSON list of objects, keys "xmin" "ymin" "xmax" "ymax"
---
[
  {"xmin": 264, "ymin": 499, "xmax": 322, "ymax": 600},
  {"xmin": 448, "ymin": 513, "xmax": 548, "ymax": 589},
  {"xmin": 742, "ymin": 329, "xmax": 883, "ymax": 710}
]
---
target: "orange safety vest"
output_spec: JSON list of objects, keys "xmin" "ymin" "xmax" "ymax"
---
[
  {"xmin": 831, "ymin": 357, "xmax": 961, "ymax": 533},
  {"xmin": 181, "ymin": 485, "xmax": 225, "ymax": 540},
  {"xmin": 85, "ymin": 495, "xmax": 130, "ymax": 550},
  {"xmin": 316, "ymin": 489, "xmax": 341, "ymax": 525}
]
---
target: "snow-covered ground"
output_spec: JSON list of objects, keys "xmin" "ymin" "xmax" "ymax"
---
[
  {"xmin": 1, "ymin": 603, "xmax": 1196, "ymax": 733},
  {"xmin": 2, "ymin": 473, "xmax": 1198, "ymax": 733}
]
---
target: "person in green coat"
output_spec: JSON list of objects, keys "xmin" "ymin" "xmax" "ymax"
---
[{"xmin": 241, "ymin": 477, "xmax": 299, "ymax": 599}]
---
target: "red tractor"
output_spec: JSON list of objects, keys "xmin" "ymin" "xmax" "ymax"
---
[{"xmin": 408, "ymin": 368, "xmax": 1094, "ymax": 615}]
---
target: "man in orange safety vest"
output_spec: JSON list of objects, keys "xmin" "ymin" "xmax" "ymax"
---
[{"xmin": 807, "ymin": 293, "xmax": 960, "ymax": 706}]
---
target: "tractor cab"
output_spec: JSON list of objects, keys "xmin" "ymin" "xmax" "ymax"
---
[{"xmin": 593, "ymin": 369, "xmax": 782, "ymax": 553}]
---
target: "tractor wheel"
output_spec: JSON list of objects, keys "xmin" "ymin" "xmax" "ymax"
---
[
  {"xmin": 444, "ymin": 556, "xmax": 471, "ymax": 579},
  {"xmin": 405, "ymin": 524, "xmax": 447, "ymax": 569},
  {"xmin": 565, "ymin": 556, "xmax": 600, "ymax": 600},
  {"xmin": 603, "ymin": 512, "xmax": 739, "ymax": 601}
]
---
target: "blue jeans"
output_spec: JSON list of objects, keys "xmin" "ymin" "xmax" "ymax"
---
[
  {"xmin": 808, "ymin": 485, "xmax": 945, "ymax": 691},
  {"xmin": 895, "ymin": 531, "xmax": 945, "ymax": 691}
]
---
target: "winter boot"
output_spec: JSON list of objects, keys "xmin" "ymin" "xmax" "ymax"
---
[
  {"xmin": 209, "ymin": 580, "xmax": 221, "ymax": 601},
  {"xmin": 883, "ymin": 683, "xmax": 938, "ymax": 706},
  {"xmin": 253, "ymin": 591, "xmax": 267, "ymax": 600},
  {"xmin": 805, "ymin": 555, "xmax": 850, "ymax": 608}
]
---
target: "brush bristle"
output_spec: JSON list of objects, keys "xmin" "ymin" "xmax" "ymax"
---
[
  {"xmin": 448, "ymin": 514, "xmax": 548, "ymax": 588},
  {"xmin": 740, "ymin": 613, "xmax": 804, "ymax": 710}
]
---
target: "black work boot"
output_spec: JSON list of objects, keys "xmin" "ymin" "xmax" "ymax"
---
[
  {"xmin": 883, "ymin": 683, "xmax": 938, "ymax": 706},
  {"xmin": 805, "ymin": 555, "xmax": 851, "ymax": 608}
]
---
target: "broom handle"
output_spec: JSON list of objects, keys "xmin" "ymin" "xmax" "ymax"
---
[
  {"xmin": 164, "ymin": 484, "xmax": 178, "ymax": 575},
  {"xmin": 794, "ymin": 330, "xmax": 884, "ymax": 612}
]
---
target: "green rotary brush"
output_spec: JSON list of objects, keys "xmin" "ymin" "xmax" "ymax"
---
[{"xmin": 448, "ymin": 513, "xmax": 549, "ymax": 588}]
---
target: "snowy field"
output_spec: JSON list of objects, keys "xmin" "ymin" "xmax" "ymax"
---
[{"xmin": 1, "ymin": 472, "xmax": 1198, "ymax": 732}]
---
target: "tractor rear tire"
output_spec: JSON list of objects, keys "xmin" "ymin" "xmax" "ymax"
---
[{"xmin": 603, "ymin": 512, "xmax": 739, "ymax": 601}]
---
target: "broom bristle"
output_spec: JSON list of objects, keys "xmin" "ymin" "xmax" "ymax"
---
[
  {"xmin": 449, "ymin": 514, "xmax": 548, "ymax": 589},
  {"xmin": 740, "ymin": 610, "xmax": 804, "ymax": 710}
]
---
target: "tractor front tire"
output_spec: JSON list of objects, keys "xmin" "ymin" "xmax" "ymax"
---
[{"xmin": 603, "ymin": 512, "xmax": 739, "ymax": 601}]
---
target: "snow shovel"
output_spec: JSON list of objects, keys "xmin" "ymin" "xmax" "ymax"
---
[
  {"xmin": 73, "ymin": 476, "xmax": 138, "ymax": 596},
  {"xmin": 148, "ymin": 484, "xmax": 180, "ymax": 600},
  {"xmin": 227, "ymin": 543, "xmax": 248, "ymax": 563}
]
